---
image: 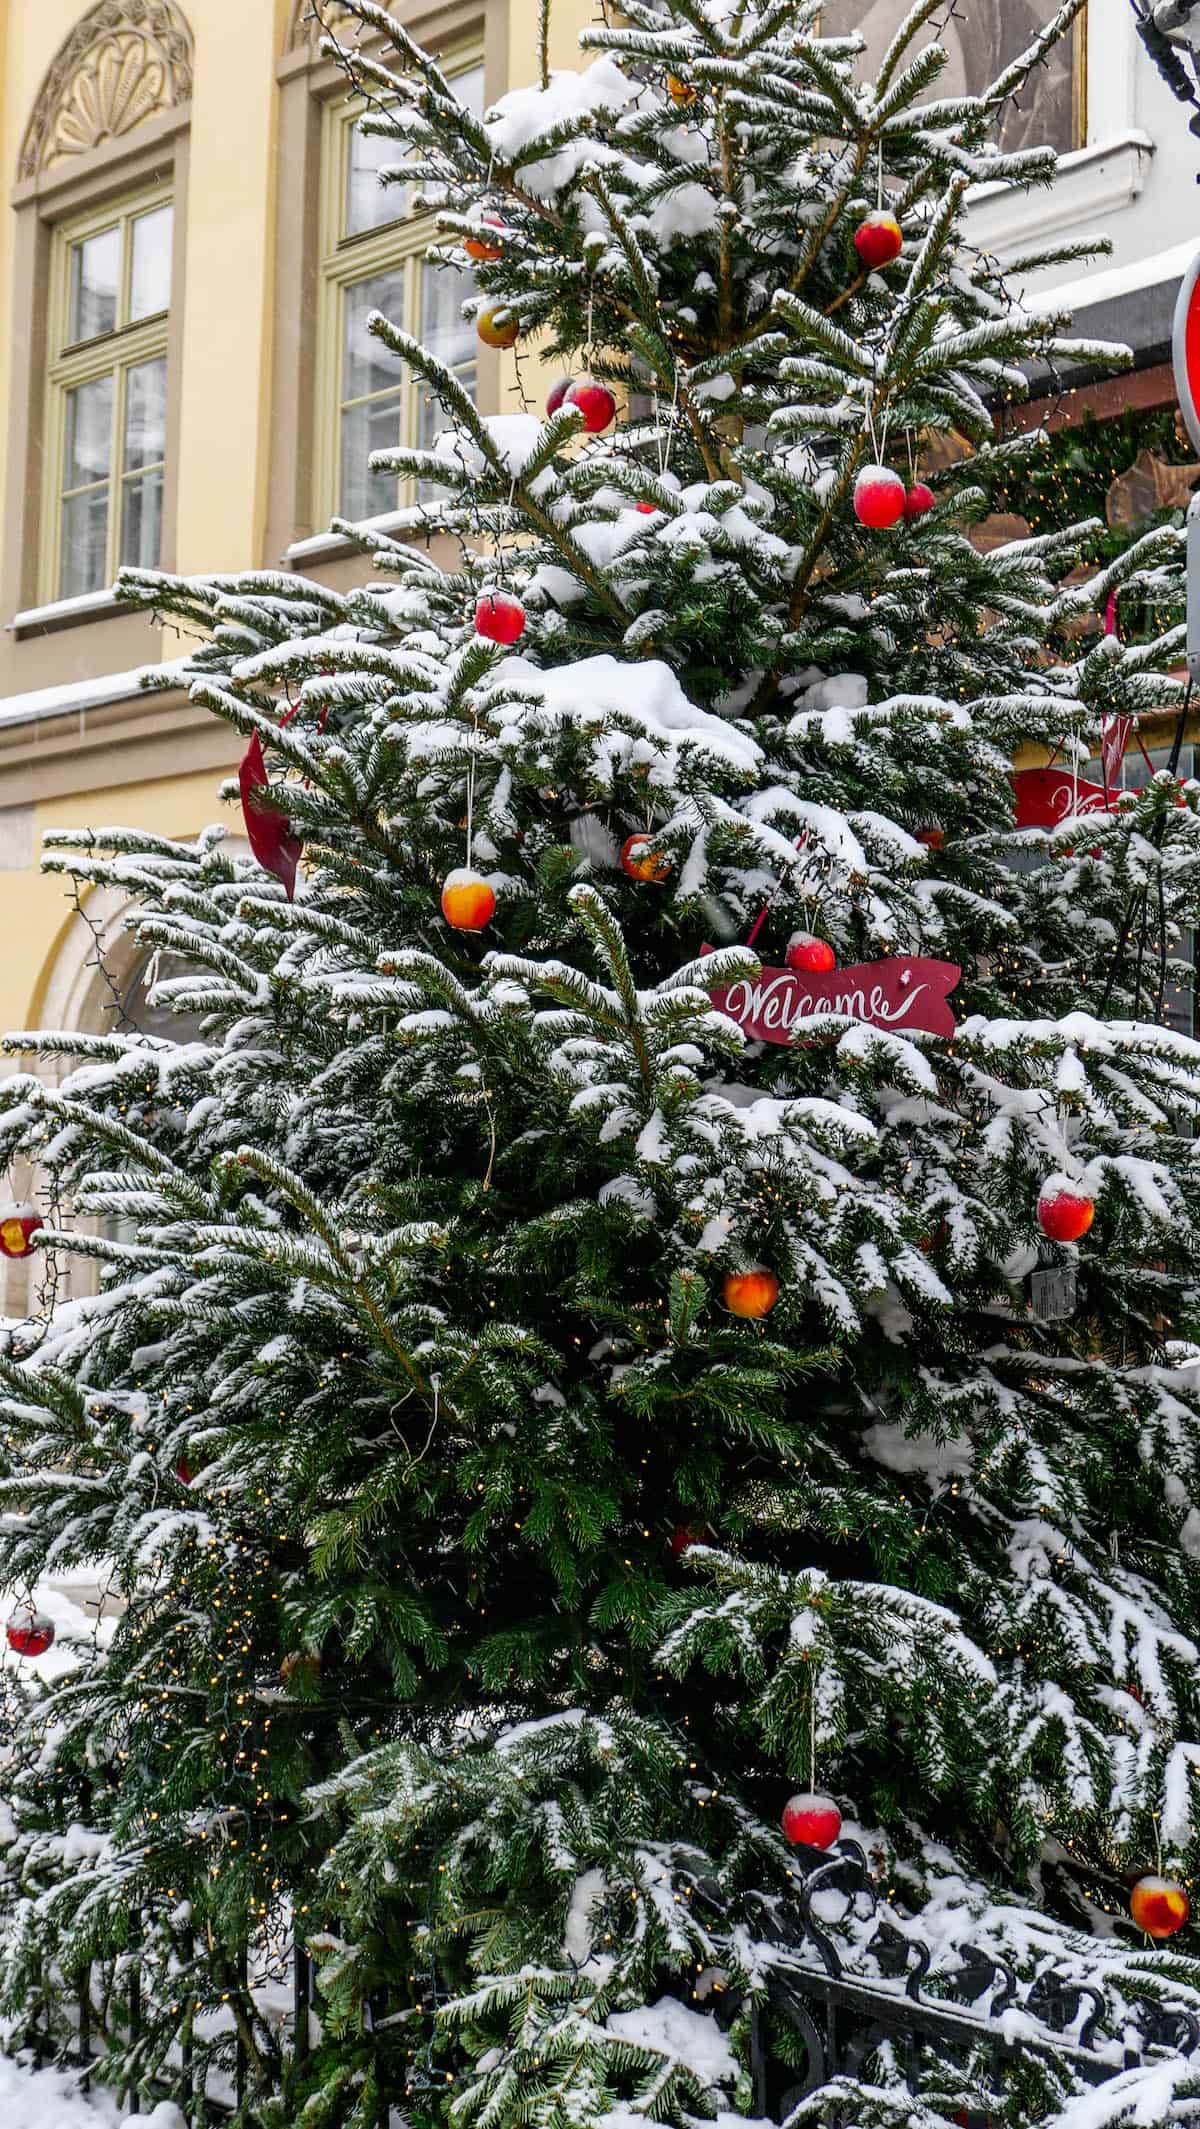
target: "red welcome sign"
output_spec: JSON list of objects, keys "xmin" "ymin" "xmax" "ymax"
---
[
  {"xmin": 709, "ymin": 957, "xmax": 961, "ymax": 1043},
  {"xmin": 1011, "ymin": 766, "xmax": 1110, "ymax": 829}
]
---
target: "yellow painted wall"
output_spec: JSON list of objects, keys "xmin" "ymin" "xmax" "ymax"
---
[
  {"xmin": 0, "ymin": 770, "xmax": 239, "ymax": 1033},
  {"xmin": 174, "ymin": 0, "xmax": 289, "ymax": 573}
]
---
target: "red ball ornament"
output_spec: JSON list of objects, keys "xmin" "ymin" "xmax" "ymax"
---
[
  {"xmin": 175, "ymin": 1457, "xmax": 193, "ymax": 1487},
  {"xmin": 723, "ymin": 1267, "xmax": 779, "ymax": 1319},
  {"xmin": 6, "ymin": 1609, "xmax": 54, "ymax": 1659},
  {"xmin": 915, "ymin": 827, "xmax": 945, "ymax": 851},
  {"xmin": 546, "ymin": 375, "xmax": 575, "ymax": 416},
  {"xmin": 565, "ymin": 377, "xmax": 616, "ymax": 434},
  {"xmin": 903, "ymin": 482, "xmax": 936, "ymax": 520},
  {"xmin": 464, "ymin": 216, "xmax": 504, "ymax": 262},
  {"xmin": 853, "ymin": 212, "xmax": 903, "ymax": 271},
  {"xmin": 670, "ymin": 1523, "xmax": 704, "ymax": 1557},
  {"xmin": 0, "ymin": 1205, "xmax": 42, "ymax": 1259},
  {"xmin": 441, "ymin": 869, "xmax": 496, "ymax": 931},
  {"xmin": 782, "ymin": 1792, "xmax": 842, "ymax": 1849},
  {"xmin": 621, "ymin": 833, "xmax": 671, "ymax": 882},
  {"xmin": 853, "ymin": 464, "xmax": 906, "ymax": 530},
  {"xmin": 1130, "ymin": 1875, "xmax": 1190, "ymax": 1938},
  {"xmin": 1036, "ymin": 1186, "xmax": 1095, "ymax": 1243},
  {"xmin": 786, "ymin": 934, "xmax": 836, "ymax": 974},
  {"xmin": 635, "ymin": 499, "xmax": 658, "ymax": 514},
  {"xmin": 475, "ymin": 592, "xmax": 527, "ymax": 645}
]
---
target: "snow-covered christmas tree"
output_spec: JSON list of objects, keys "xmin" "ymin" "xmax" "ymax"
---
[{"xmin": 2, "ymin": 0, "xmax": 1200, "ymax": 2121}]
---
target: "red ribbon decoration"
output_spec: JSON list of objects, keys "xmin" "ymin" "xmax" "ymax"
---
[
  {"xmin": 239, "ymin": 733, "xmax": 303, "ymax": 899},
  {"xmin": 709, "ymin": 955, "xmax": 961, "ymax": 1043}
]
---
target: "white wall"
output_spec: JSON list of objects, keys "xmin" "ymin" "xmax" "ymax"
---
[{"xmin": 967, "ymin": 0, "xmax": 1200, "ymax": 324}]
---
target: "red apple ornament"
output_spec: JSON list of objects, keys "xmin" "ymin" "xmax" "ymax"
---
[
  {"xmin": 565, "ymin": 377, "xmax": 616, "ymax": 434},
  {"xmin": 1037, "ymin": 1186, "xmax": 1095, "ymax": 1243},
  {"xmin": 853, "ymin": 213, "xmax": 903, "ymax": 271},
  {"xmin": 853, "ymin": 464, "xmax": 906, "ymax": 530},
  {"xmin": 0, "ymin": 1205, "xmax": 42, "ymax": 1259},
  {"xmin": 1130, "ymin": 1875, "xmax": 1190, "ymax": 1938},
  {"xmin": 621, "ymin": 834, "xmax": 671, "ymax": 882},
  {"xmin": 441, "ymin": 870, "xmax": 496, "ymax": 931},
  {"xmin": 6, "ymin": 1609, "xmax": 54, "ymax": 1658},
  {"xmin": 786, "ymin": 935, "xmax": 836, "ymax": 974},
  {"xmin": 475, "ymin": 592, "xmax": 526, "ymax": 645},
  {"xmin": 546, "ymin": 376, "xmax": 575, "ymax": 416},
  {"xmin": 464, "ymin": 216, "xmax": 504, "ymax": 262},
  {"xmin": 723, "ymin": 1267, "xmax": 779, "ymax": 1319},
  {"xmin": 782, "ymin": 1792, "xmax": 842, "ymax": 1849},
  {"xmin": 904, "ymin": 482, "xmax": 936, "ymax": 520}
]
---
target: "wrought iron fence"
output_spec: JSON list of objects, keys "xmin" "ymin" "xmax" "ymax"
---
[{"xmin": 10, "ymin": 1843, "xmax": 1200, "ymax": 2124}]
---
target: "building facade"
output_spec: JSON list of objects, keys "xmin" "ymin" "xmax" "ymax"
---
[{"xmin": 0, "ymin": 0, "xmax": 1193, "ymax": 1309}]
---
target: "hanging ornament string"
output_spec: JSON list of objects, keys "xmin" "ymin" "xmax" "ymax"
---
[
  {"xmin": 745, "ymin": 832, "xmax": 809, "ymax": 950},
  {"xmin": 809, "ymin": 1667, "xmax": 817, "ymax": 1793},
  {"xmin": 876, "ymin": 139, "xmax": 884, "ymax": 213}
]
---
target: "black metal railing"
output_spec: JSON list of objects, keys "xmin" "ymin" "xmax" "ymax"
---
[{"xmin": 12, "ymin": 1847, "xmax": 1200, "ymax": 2124}]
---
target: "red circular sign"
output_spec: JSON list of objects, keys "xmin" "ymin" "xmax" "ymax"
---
[{"xmin": 1174, "ymin": 247, "xmax": 1200, "ymax": 455}]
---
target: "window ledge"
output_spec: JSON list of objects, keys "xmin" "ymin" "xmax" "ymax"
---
[
  {"xmin": 967, "ymin": 131, "xmax": 1155, "ymax": 256},
  {"xmin": 10, "ymin": 589, "xmax": 129, "ymax": 639},
  {"xmin": 284, "ymin": 509, "xmax": 427, "ymax": 568}
]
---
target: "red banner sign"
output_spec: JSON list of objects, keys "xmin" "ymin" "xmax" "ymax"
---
[
  {"xmin": 709, "ymin": 957, "xmax": 961, "ymax": 1043},
  {"xmin": 1011, "ymin": 766, "xmax": 1110, "ymax": 829}
]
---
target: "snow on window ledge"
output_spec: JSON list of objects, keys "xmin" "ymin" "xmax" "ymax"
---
[
  {"xmin": 10, "ymin": 587, "xmax": 128, "ymax": 639},
  {"xmin": 966, "ymin": 131, "xmax": 1155, "ymax": 262}
]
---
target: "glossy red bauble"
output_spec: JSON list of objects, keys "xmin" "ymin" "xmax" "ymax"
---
[
  {"xmin": 546, "ymin": 375, "xmax": 576, "ymax": 416},
  {"xmin": 565, "ymin": 378, "xmax": 617, "ymax": 434},
  {"xmin": 723, "ymin": 1267, "xmax": 779, "ymax": 1319},
  {"xmin": 670, "ymin": 1523, "xmax": 704, "ymax": 1557},
  {"xmin": 904, "ymin": 482, "xmax": 936, "ymax": 520},
  {"xmin": 785, "ymin": 935, "xmax": 836, "ymax": 974},
  {"xmin": 853, "ymin": 212, "xmax": 903, "ymax": 271},
  {"xmin": 635, "ymin": 500, "xmax": 658, "ymax": 514},
  {"xmin": 0, "ymin": 1205, "xmax": 43, "ymax": 1259},
  {"xmin": 6, "ymin": 1609, "xmax": 54, "ymax": 1658},
  {"xmin": 175, "ymin": 1457, "xmax": 193, "ymax": 1487},
  {"xmin": 853, "ymin": 464, "xmax": 906, "ymax": 530},
  {"xmin": 782, "ymin": 1792, "xmax": 842, "ymax": 1850},
  {"xmin": 621, "ymin": 833, "xmax": 671, "ymax": 883},
  {"xmin": 1130, "ymin": 1875, "xmax": 1190, "ymax": 1938},
  {"xmin": 915, "ymin": 827, "xmax": 945, "ymax": 851},
  {"xmin": 475, "ymin": 592, "xmax": 527, "ymax": 645},
  {"xmin": 441, "ymin": 869, "xmax": 496, "ymax": 931},
  {"xmin": 1036, "ymin": 1187, "xmax": 1095, "ymax": 1244}
]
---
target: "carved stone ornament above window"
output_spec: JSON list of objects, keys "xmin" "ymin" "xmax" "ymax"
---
[
  {"xmin": 287, "ymin": 0, "xmax": 398, "ymax": 54},
  {"xmin": 19, "ymin": 0, "xmax": 194, "ymax": 181}
]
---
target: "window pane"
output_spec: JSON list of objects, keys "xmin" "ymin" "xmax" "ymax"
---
[
  {"xmin": 121, "ymin": 466, "xmax": 164, "ymax": 571},
  {"xmin": 345, "ymin": 115, "xmax": 404, "ymax": 237},
  {"xmin": 130, "ymin": 204, "xmax": 173, "ymax": 320},
  {"xmin": 454, "ymin": 64, "xmax": 486, "ymax": 120},
  {"xmin": 124, "ymin": 357, "xmax": 167, "ymax": 472},
  {"xmin": 421, "ymin": 262, "xmax": 476, "ymax": 374},
  {"xmin": 342, "ymin": 269, "xmax": 407, "ymax": 401},
  {"xmin": 64, "ymin": 374, "xmax": 114, "ymax": 491},
  {"xmin": 68, "ymin": 225, "xmax": 120, "ymax": 345},
  {"xmin": 340, "ymin": 392, "xmax": 403, "ymax": 520},
  {"xmin": 818, "ymin": 2, "xmax": 1078, "ymax": 155},
  {"xmin": 60, "ymin": 488, "xmax": 109, "ymax": 598}
]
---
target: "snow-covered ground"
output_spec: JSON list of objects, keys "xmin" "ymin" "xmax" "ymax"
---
[{"xmin": 0, "ymin": 2054, "xmax": 183, "ymax": 2125}]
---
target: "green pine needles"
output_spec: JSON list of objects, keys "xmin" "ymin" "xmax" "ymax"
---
[{"xmin": 1, "ymin": 1, "xmax": 1200, "ymax": 2124}]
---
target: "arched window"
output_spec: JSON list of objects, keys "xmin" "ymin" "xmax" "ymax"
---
[{"xmin": 5, "ymin": 2, "xmax": 192, "ymax": 620}]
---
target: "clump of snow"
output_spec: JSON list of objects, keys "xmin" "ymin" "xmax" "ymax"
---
[
  {"xmin": 606, "ymin": 1997, "xmax": 738, "ymax": 2087},
  {"xmin": 0, "ymin": 2055, "xmax": 186, "ymax": 2125}
]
